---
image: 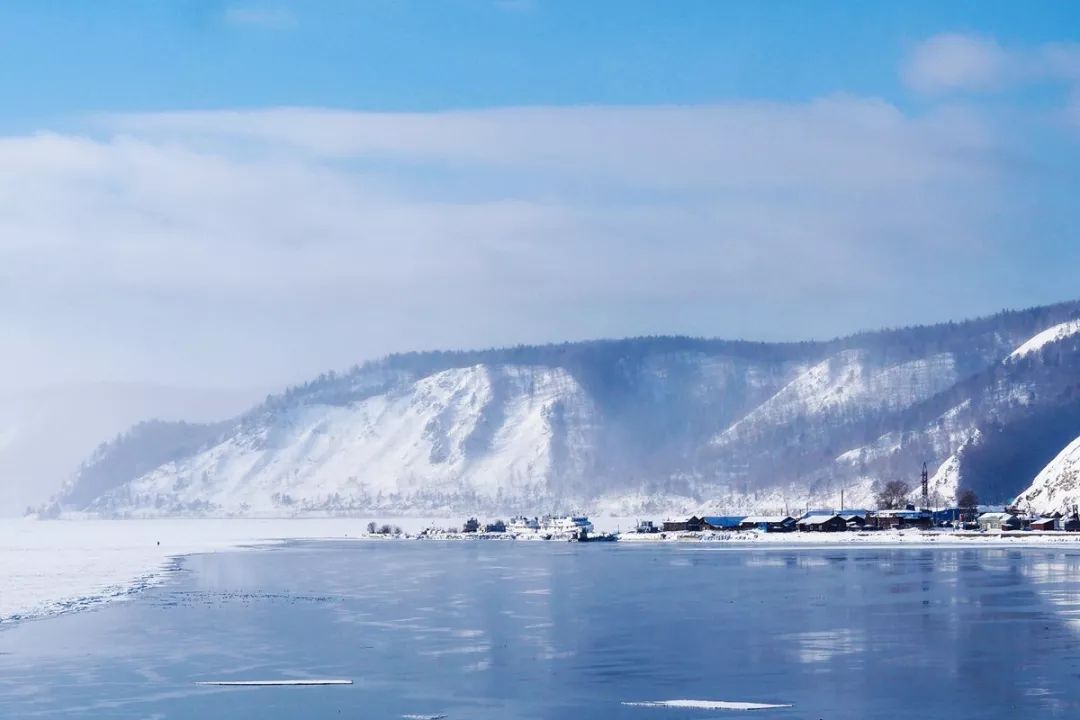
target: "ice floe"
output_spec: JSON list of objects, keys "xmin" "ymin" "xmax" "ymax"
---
[{"xmin": 623, "ymin": 699, "xmax": 792, "ymax": 710}]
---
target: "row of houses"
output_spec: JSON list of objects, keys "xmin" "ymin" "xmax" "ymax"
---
[
  {"xmin": 654, "ymin": 510, "xmax": 928, "ymax": 533},
  {"xmin": 654, "ymin": 515, "xmax": 798, "ymax": 533},
  {"xmin": 653, "ymin": 508, "xmax": 1080, "ymax": 534},
  {"xmin": 977, "ymin": 511, "xmax": 1080, "ymax": 532}
]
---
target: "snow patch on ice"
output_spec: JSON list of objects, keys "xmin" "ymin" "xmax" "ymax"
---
[
  {"xmin": 195, "ymin": 679, "xmax": 351, "ymax": 686},
  {"xmin": 623, "ymin": 699, "xmax": 792, "ymax": 710}
]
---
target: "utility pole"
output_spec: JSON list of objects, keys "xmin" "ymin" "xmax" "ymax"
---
[{"xmin": 921, "ymin": 461, "xmax": 929, "ymax": 512}]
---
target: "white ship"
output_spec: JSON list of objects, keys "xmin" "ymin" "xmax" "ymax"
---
[
  {"xmin": 541, "ymin": 515, "xmax": 594, "ymax": 536},
  {"xmin": 508, "ymin": 515, "xmax": 540, "ymax": 532}
]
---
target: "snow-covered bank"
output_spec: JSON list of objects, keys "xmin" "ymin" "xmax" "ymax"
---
[
  {"xmin": 6, "ymin": 518, "xmax": 1080, "ymax": 627},
  {"xmin": 616, "ymin": 528, "xmax": 1080, "ymax": 547},
  {"xmin": 0, "ymin": 517, "xmax": 415, "ymax": 624},
  {"xmin": 0, "ymin": 515, "xmax": 636, "ymax": 624}
]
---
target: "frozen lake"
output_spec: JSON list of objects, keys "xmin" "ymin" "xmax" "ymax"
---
[{"xmin": 2, "ymin": 541, "xmax": 1080, "ymax": 718}]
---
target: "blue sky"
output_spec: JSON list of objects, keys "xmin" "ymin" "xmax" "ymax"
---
[
  {"xmin": 1, "ymin": 1, "xmax": 1079, "ymax": 390},
  {"xmin": 2, "ymin": 0, "xmax": 1078, "ymax": 119}
]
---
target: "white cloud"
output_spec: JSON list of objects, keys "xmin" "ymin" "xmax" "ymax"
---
[
  {"xmin": 0, "ymin": 99, "xmax": 1043, "ymax": 391},
  {"xmin": 224, "ymin": 6, "xmax": 296, "ymax": 29},
  {"xmin": 903, "ymin": 33, "xmax": 1080, "ymax": 96},
  {"xmin": 106, "ymin": 99, "xmax": 996, "ymax": 190},
  {"xmin": 902, "ymin": 34, "xmax": 1013, "ymax": 94},
  {"xmin": 494, "ymin": 0, "xmax": 535, "ymax": 12}
]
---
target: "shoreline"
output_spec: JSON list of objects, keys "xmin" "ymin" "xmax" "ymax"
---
[{"xmin": 5, "ymin": 518, "xmax": 1080, "ymax": 629}]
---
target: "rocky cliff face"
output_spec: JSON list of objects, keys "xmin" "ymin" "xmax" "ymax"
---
[{"xmin": 55, "ymin": 301, "xmax": 1080, "ymax": 516}]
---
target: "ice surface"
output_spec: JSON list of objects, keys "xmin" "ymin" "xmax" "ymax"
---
[
  {"xmin": 5, "ymin": 516, "xmax": 1079, "ymax": 627},
  {"xmin": 0, "ymin": 517, "xmax": 390, "ymax": 623}
]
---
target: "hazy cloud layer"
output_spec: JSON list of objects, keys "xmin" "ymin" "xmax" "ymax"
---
[
  {"xmin": 223, "ymin": 6, "xmax": 297, "ymax": 29},
  {"xmin": 904, "ymin": 33, "xmax": 1080, "ymax": 99},
  {"xmin": 0, "ymin": 85, "xmax": 1076, "ymax": 391}
]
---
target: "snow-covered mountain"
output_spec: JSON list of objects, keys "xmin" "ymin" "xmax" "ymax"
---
[
  {"xmin": 1017, "ymin": 436, "xmax": 1080, "ymax": 515},
  {"xmin": 1007, "ymin": 319, "xmax": 1080, "ymax": 361},
  {"xmin": 92, "ymin": 365, "xmax": 595, "ymax": 515},
  {"xmin": 54, "ymin": 301, "xmax": 1080, "ymax": 516}
]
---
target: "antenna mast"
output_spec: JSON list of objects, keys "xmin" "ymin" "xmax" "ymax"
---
[{"xmin": 921, "ymin": 461, "xmax": 929, "ymax": 511}]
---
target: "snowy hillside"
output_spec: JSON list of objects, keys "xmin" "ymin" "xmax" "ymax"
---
[
  {"xmin": 54, "ymin": 301, "xmax": 1080, "ymax": 516},
  {"xmin": 1007, "ymin": 319, "xmax": 1080, "ymax": 361},
  {"xmin": 1017, "ymin": 435, "xmax": 1080, "ymax": 514},
  {"xmin": 715, "ymin": 350, "xmax": 958, "ymax": 447},
  {"xmin": 91, "ymin": 366, "xmax": 597, "ymax": 515}
]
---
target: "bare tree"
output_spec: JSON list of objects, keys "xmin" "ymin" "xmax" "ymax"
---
[
  {"xmin": 366, "ymin": 521, "xmax": 377, "ymax": 534},
  {"xmin": 876, "ymin": 480, "xmax": 910, "ymax": 510},
  {"xmin": 956, "ymin": 488, "xmax": 979, "ymax": 509}
]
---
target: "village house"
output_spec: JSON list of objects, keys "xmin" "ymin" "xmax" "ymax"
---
[
  {"xmin": 840, "ymin": 511, "xmax": 868, "ymax": 529},
  {"xmin": 866, "ymin": 509, "xmax": 932, "ymax": 530},
  {"xmin": 932, "ymin": 508, "xmax": 964, "ymax": 526},
  {"xmin": 1029, "ymin": 517, "xmax": 1057, "ymax": 531},
  {"xmin": 1064, "ymin": 515, "xmax": 1080, "ymax": 532},
  {"xmin": 702, "ymin": 516, "xmax": 745, "ymax": 531},
  {"xmin": 977, "ymin": 512, "xmax": 1022, "ymax": 531},
  {"xmin": 739, "ymin": 515, "xmax": 796, "ymax": 533},
  {"xmin": 796, "ymin": 513, "xmax": 846, "ymax": 532},
  {"xmin": 663, "ymin": 516, "xmax": 705, "ymax": 532}
]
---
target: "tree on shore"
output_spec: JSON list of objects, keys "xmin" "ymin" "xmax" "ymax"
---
[
  {"xmin": 957, "ymin": 488, "xmax": 979, "ymax": 509},
  {"xmin": 876, "ymin": 480, "xmax": 910, "ymax": 510}
]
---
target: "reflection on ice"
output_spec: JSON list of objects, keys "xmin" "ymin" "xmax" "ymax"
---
[
  {"xmin": 4, "ymin": 543, "xmax": 1080, "ymax": 719},
  {"xmin": 783, "ymin": 628, "xmax": 866, "ymax": 665}
]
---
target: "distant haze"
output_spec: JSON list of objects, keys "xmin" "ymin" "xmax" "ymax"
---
[{"xmin": 0, "ymin": 383, "xmax": 264, "ymax": 514}]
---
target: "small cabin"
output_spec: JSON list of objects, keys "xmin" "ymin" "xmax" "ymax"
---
[
  {"xmin": 796, "ymin": 514, "xmax": 846, "ymax": 532},
  {"xmin": 462, "ymin": 517, "xmax": 481, "ymax": 533},
  {"xmin": 663, "ymin": 516, "xmax": 705, "ymax": 532},
  {"xmin": 977, "ymin": 512, "xmax": 1022, "ymax": 531},
  {"xmin": 1029, "ymin": 517, "xmax": 1056, "ymax": 531},
  {"xmin": 866, "ymin": 509, "xmax": 932, "ymax": 530},
  {"xmin": 739, "ymin": 515, "xmax": 796, "ymax": 533},
  {"xmin": 840, "ymin": 511, "xmax": 868, "ymax": 529},
  {"xmin": 635, "ymin": 520, "xmax": 659, "ymax": 533},
  {"xmin": 485, "ymin": 520, "xmax": 507, "ymax": 533},
  {"xmin": 933, "ymin": 508, "xmax": 964, "ymax": 526},
  {"xmin": 1064, "ymin": 515, "xmax": 1080, "ymax": 532},
  {"xmin": 703, "ymin": 516, "xmax": 745, "ymax": 531}
]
